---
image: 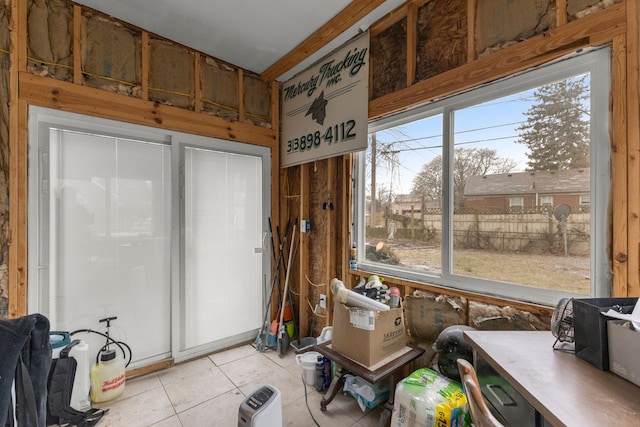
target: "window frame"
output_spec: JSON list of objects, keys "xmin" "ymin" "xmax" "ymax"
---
[
  {"xmin": 509, "ymin": 196, "xmax": 524, "ymax": 208},
  {"xmin": 539, "ymin": 195, "xmax": 554, "ymax": 206},
  {"xmin": 355, "ymin": 47, "xmax": 611, "ymax": 306}
]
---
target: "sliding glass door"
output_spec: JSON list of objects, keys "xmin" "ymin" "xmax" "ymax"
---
[
  {"xmin": 178, "ymin": 143, "xmax": 265, "ymax": 358},
  {"xmin": 29, "ymin": 107, "xmax": 270, "ymax": 367}
]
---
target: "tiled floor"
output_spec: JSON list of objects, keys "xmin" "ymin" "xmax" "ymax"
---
[{"xmin": 89, "ymin": 344, "xmax": 386, "ymax": 427}]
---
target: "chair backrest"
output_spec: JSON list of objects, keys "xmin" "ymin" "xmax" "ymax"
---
[{"xmin": 456, "ymin": 358, "xmax": 504, "ymax": 427}]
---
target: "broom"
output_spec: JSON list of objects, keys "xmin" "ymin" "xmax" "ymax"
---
[{"xmin": 277, "ymin": 219, "xmax": 297, "ymax": 356}]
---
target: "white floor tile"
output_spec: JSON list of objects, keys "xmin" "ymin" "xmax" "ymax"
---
[
  {"xmin": 80, "ymin": 344, "xmax": 395, "ymax": 427},
  {"xmin": 96, "ymin": 386, "xmax": 175, "ymax": 427},
  {"xmin": 209, "ymin": 344, "xmax": 257, "ymax": 366},
  {"xmin": 164, "ymin": 365, "xmax": 236, "ymax": 413},
  {"xmin": 178, "ymin": 388, "xmax": 246, "ymax": 427}
]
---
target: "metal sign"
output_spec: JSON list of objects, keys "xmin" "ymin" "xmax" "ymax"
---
[{"xmin": 280, "ymin": 31, "xmax": 369, "ymax": 168}]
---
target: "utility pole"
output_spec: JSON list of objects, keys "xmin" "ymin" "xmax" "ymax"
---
[{"xmin": 370, "ymin": 133, "xmax": 377, "ymax": 228}]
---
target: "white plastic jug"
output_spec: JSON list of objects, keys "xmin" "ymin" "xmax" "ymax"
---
[
  {"xmin": 90, "ymin": 349, "xmax": 126, "ymax": 402},
  {"xmin": 296, "ymin": 351, "xmax": 321, "ymax": 386},
  {"xmin": 317, "ymin": 326, "xmax": 332, "ymax": 344},
  {"xmin": 52, "ymin": 340, "xmax": 91, "ymax": 411}
]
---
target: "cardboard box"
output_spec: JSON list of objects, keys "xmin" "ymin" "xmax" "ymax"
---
[
  {"xmin": 331, "ymin": 302, "xmax": 406, "ymax": 367},
  {"xmin": 405, "ymin": 293, "xmax": 467, "ymax": 342},
  {"xmin": 607, "ymin": 320, "xmax": 640, "ymax": 387},
  {"xmin": 572, "ymin": 298, "xmax": 638, "ymax": 370}
]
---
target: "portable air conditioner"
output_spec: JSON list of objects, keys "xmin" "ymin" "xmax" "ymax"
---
[{"xmin": 238, "ymin": 385, "xmax": 282, "ymax": 427}]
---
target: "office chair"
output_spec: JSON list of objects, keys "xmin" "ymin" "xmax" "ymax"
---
[{"xmin": 456, "ymin": 358, "xmax": 504, "ymax": 427}]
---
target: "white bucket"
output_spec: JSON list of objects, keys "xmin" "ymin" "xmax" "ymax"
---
[{"xmin": 296, "ymin": 351, "xmax": 321, "ymax": 386}]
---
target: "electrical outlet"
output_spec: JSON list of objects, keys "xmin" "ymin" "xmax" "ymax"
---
[{"xmin": 319, "ymin": 294, "xmax": 327, "ymax": 309}]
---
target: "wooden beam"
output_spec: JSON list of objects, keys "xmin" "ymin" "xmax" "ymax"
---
[
  {"xmin": 612, "ymin": 34, "xmax": 629, "ymax": 297},
  {"xmin": 194, "ymin": 53, "xmax": 201, "ymax": 112},
  {"xmin": 370, "ymin": 2, "xmax": 409, "ymax": 37},
  {"xmin": 406, "ymin": 3, "xmax": 417, "ymax": 87},
  {"xmin": 342, "ymin": 155, "xmax": 352, "ymax": 285},
  {"xmin": 369, "ymin": 2, "xmax": 626, "ymax": 120},
  {"xmin": 299, "ymin": 163, "xmax": 310, "ymax": 337},
  {"xmin": 8, "ymin": 0, "xmax": 28, "ymax": 318},
  {"xmin": 141, "ymin": 32, "xmax": 149, "ymax": 100},
  {"xmin": 326, "ymin": 157, "xmax": 337, "ymax": 293},
  {"xmin": 467, "ymin": 0, "xmax": 477, "ymax": 61},
  {"xmin": 73, "ymin": 5, "xmax": 82, "ymax": 85},
  {"xmin": 19, "ymin": 73, "xmax": 278, "ymax": 148},
  {"xmin": 626, "ymin": 0, "xmax": 640, "ymax": 296},
  {"xmin": 238, "ymin": 69, "xmax": 244, "ymax": 122},
  {"xmin": 260, "ymin": 0, "xmax": 386, "ymax": 81},
  {"xmin": 271, "ymin": 81, "xmax": 281, "ymax": 242},
  {"xmin": 556, "ymin": 0, "xmax": 568, "ymax": 27}
]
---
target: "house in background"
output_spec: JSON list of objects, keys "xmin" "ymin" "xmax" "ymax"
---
[
  {"xmin": 464, "ymin": 169, "xmax": 590, "ymax": 212},
  {"xmin": 392, "ymin": 194, "xmax": 423, "ymax": 215}
]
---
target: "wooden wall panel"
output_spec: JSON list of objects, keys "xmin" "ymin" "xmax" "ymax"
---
[
  {"xmin": 371, "ymin": 18, "xmax": 407, "ymax": 100},
  {"xmin": 475, "ymin": 0, "xmax": 556, "ymax": 57},
  {"xmin": 415, "ymin": 0, "xmax": 467, "ymax": 81},
  {"xmin": 0, "ymin": 0, "xmax": 10, "ymax": 318}
]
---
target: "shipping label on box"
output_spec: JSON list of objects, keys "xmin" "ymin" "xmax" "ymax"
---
[{"xmin": 349, "ymin": 309, "xmax": 375, "ymax": 330}]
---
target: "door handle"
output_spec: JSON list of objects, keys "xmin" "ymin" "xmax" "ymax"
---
[{"xmin": 486, "ymin": 383, "xmax": 517, "ymax": 407}]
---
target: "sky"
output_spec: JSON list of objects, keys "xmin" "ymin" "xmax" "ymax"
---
[
  {"xmin": 369, "ymin": 72, "xmax": 592, "ymax": 197},
  {"xmin": 370, "ymin": 91, "xmax": 534, "ymax": 195}
]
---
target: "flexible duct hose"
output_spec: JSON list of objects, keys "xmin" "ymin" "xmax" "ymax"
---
[{"xmin": 330, "ymin": 278, "xmax": 389, "ymax": 311}]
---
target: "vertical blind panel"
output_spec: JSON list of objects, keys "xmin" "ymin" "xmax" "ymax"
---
[
  {"xmin": 51, "ymin": 130, "xmax": 171, "ymax": 364},
  {"xmin": 184, "ymin": 147, "xmax": 262, "ymax": 349}
]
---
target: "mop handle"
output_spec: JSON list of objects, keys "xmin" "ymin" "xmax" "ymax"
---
[{"xmin": 279, "ymin": 220, "xmax": 297, "ymax": 329}]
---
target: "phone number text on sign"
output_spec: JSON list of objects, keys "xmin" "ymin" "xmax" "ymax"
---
[{"xmin": 286, "ymin": 120, "xmax": 356, "ymax": 153}]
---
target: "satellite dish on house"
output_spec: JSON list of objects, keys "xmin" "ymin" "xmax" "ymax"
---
[
  {"xmin": 554, "ymin": 204, "xmax": 572, "ymax": 256},
  {"xmin": 553, "ymin": 204, "xmax": 571, "ymax": 221}
]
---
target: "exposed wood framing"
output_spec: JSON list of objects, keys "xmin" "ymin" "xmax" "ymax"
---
[
  {"xmin": 73, "ymin": 5, "xmax": 81, "ymax": 84},
  {"xmin": 9, "ymin": 0, "xmax": 28, "ymax": 317},
  {"xmin": 194, "ymin": 53, "xmax": 201, "ymax": 111},
  {"xmin": 326, "ymin": 157, "xmax": 337, "ymax": 293},
  {"xmin": 612, "ymin": 33, "xmax": 629, "ymax": 297},
  {"xmin": 557, "ymin": 0, "xmax": 568, "ymax": 26},
  {"xmin": 340, "ymin": 155, "xmax": 354, "ymax": 316},
  {"xmin": 360, "ymin": 0, "xmax": 637, "ymax": 303},
  {"xmin": 369, "ymin": 272, "xmax": 554, "ymax": 318},
  {"xmin": 260, "ymin": 0, "xmax": 387, "ymax": 81},
  {"xmin": 298, "ymin": 163, "xmax": 310, "ymax": 337},
  {"xmin": 19, "ymin": 73, "xmax": 277, "ymax": 147},
  {"xmin": 467, "ymin": 0, "xmax": 476, "ymax": 61},
  {"xmin": 141, "ymin": 31, "xmax": 149, "ymax": 100},
  {"xmin": 406, "ymin": 3, "xmax": 417, "ymax": 86},
  {"xmin": 369, "ymin": 3, "xmax": 626, "ymax": 120},
  {"xmin": 627, "ymin": 0, "xmax": 640, "ymax": 296},
  {"xmin": 238, "ymin": 68, "xmax": 244, "ymax": 122},
  {"xmin": 269, "ymin": 80, "xmax": 282, "ymax": 331},
  {"xmin": 370, "ymin": 1, "xmax": 415, "ymax": 36}
]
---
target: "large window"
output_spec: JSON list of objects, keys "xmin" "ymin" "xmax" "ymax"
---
[{"xmin": 356, "ymin": 48, "xmax": 611, "ymax": 305}]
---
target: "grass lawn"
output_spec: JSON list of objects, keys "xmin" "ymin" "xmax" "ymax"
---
[{"xmin": 378, "ymin": 241, "xmax": 590, "ymax": 295}]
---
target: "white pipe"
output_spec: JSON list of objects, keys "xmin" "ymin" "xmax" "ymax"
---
[{"xmin": 330, "ymin": 278, "xmax": 390, "ymax": 311}]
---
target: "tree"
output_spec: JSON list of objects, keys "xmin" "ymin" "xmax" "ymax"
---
[
  {"xmin": 517, "ymin": 75, "xmax": 590, "ymax": 170},
  {"xmin": 412, "ymin": 148, "xmax": 517, "ymax": 207}
]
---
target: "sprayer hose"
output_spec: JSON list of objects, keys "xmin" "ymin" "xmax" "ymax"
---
[{"xmin": 70, "ymin": 328, "xmax": 133, "ymax": 367}]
